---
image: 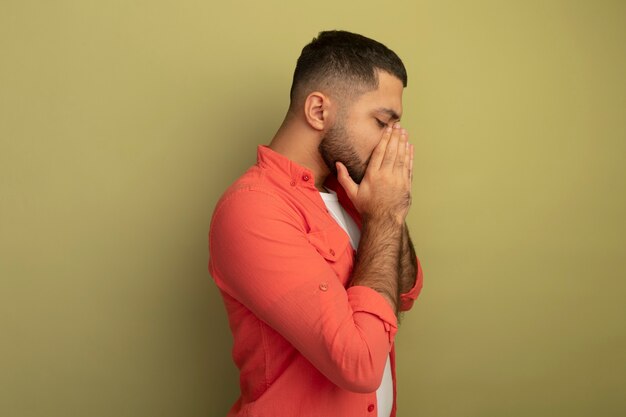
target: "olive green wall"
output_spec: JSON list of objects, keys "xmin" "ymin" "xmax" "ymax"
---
[{"xmin": 1, "ymin": 1, "xmax": 624, "ymax": 416}]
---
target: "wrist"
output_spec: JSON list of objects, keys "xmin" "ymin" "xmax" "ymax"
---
[{"xmin": 362, "ymin": 211, "xmax": 405, "ymax": 229}]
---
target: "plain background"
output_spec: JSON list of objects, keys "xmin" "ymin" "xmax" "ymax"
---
[{"xmin": 1, "ymin": 1, "xmax": 625, "ymax": 416}]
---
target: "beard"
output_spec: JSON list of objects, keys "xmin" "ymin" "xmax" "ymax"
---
[{"xmin": 318, "ymin": 118, "xmax": 369, "ymax": 184}]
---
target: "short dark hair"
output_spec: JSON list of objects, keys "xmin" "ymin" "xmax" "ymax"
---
[{"xmin": 288, "ymin": 30, "xmax": 407, "ymax": 113}]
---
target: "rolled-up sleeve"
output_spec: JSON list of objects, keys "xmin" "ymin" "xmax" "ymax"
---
[
  {"xmin": 399, "ymin": 255, "xmax": 424, "ymax": 312},
  {"xmin": 209, "ymin": 188, "xmax": 397, "ymax": 393}
]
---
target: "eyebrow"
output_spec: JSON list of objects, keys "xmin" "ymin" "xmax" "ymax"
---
[{"xmin": 375, "ymin": 107, "xmax": 402, "ymax": 121}]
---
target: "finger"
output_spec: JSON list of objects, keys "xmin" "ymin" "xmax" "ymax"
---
[
  {"xmin": 381, "ymin": 124, "xmax": 401, "ymax": 169},
  {"xmin": 369, "ymin": 126, "xmax": 393, "ymax": 170},
  {"xmin": 403, "ymin": 138, "xmax": 411, "ymax": 180},
  {"xmin": 335, "ymin": 161, "xmax": 358, "ymax": 200},
  {"xmin": 409, "ymin": 143, "xmax": 414, "ymax": 182},
  {"xmin": 394, "ymin": 129, "xmax": 408, "ymax": 174}
]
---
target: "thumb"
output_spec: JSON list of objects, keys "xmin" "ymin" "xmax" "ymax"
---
[{"xmin": 335, "ymin": 161, "xmax": 358, "ymax": 200}]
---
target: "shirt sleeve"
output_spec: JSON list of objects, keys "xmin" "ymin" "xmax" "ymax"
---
[
  {"xmin": 399, "ymin": 255, "xmax": 424, "ymax": 312},
  {"xmin": 209, "ymin": 188, "xmax": 397, "ymax": 393}
]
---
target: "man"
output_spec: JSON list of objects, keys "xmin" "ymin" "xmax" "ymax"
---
[{"xmin": 208, "ymin": 30, "xmax": 424, "ymax": 417}]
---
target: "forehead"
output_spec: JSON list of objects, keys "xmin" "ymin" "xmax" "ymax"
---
[{"xmin": 352, "ymin": 70, "xmax": 404, "ymax": 119}]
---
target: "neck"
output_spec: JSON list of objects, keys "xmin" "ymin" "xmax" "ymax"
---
[{"xmin": 268, "ymin": 117, "xmax": 330, "ymax": 192}]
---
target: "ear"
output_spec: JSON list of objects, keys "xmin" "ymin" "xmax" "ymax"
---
[{"xmin": 303, "ymin": 91, "xmax": 333, "ymax": 131}]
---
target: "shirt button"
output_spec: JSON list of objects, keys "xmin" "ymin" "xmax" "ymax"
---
[
  {"xmin": 329, "ymin": 248, "xmax": 335, "ymax": 256},
  {"xmin": 319, "ymin": 282, "xmax": 328, "ymax": 291},
  {"xmin": 290, "ymin": 180, "xmax": 296, "ymax": 186},
  {"xmin": 302, "ymin": 174, "xmax": 310, "ymax": 181},
  {"xmin": 368, "ymin": 404, "xmax": 375, "ymax": 412}
]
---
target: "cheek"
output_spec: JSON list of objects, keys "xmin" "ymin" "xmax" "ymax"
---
[
  {"xmin": 364, "ymin": 133, "xmax": 382, "ymax": 159},
  {"xmin": 347, "ymin": 124, "xmax": 383, "ymax": 162}
]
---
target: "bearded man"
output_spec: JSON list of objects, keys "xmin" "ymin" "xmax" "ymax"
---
[{"xmin": 209, "ymin": 29, "xmax": 425, "ymax": 417}]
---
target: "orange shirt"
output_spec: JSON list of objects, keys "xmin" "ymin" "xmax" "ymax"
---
[{"xmin": 208, "ymin": 145, "xmax": 424, "ymax": 417}]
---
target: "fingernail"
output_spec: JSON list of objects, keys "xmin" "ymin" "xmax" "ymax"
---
[{"xmin": 386, "ymin": 126, "xmax": 392, "ymax": 132}]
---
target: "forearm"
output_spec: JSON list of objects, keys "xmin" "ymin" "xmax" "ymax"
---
[
  {"xmin": 348, "ymin": 214, "xmax": 403, "ymax": 318},
  {"xmin": 398, "ymin": 223, "xmax": 417, "ymax": 294}
]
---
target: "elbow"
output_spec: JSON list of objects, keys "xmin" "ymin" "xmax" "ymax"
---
[
  {"xmin": 350, "ymin": 376, "xmax": 384, "ymax": 394},
  {"xmin": 333, "ymin": 370, "xmax": 384, "ymax": 393},
  {"xmin": 326, "ymin": 351, "xmax": 387, "ymax": 393}
]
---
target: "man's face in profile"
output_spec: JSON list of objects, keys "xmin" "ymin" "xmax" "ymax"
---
[{"xmin": 319, "ymin": 70, "xmax": 404, "ymax": 183}]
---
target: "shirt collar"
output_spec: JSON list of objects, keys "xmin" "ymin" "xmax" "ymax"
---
[
  {"xmin": 256, "ymin": 145, "xmax": 318, "ymax": 191},
  {"xmin": 256, "ymin": 144, "xmax": 362, "ymax": 228}
]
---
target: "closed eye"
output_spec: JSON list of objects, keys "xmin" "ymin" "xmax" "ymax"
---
[{"xmin": 375, "ymin": 118, "xmax": 387, "ymax": 128}]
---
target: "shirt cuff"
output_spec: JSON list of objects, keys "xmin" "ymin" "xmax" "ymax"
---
[
  {"xmin": 347, "ymin": 285, "xmax": 399, "ymax": 344},
  {"xmin": 399, "ymin": 255, "xmax": 424, "ymax": 312}
]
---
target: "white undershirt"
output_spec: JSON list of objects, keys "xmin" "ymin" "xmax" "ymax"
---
[{"xmin": 319, "ymin": 187, "xmax": 393, "ymax": 417}]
